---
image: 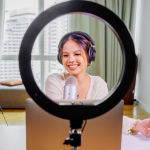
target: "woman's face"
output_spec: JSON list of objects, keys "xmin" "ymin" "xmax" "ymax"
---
[{"xmin": 62, "ymin": 39, "xmax": 88, "ymax": 76}]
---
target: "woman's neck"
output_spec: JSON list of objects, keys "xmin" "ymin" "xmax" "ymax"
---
[{"xmin": 74, "ymin": 73, "xmax": 87, "ymax": 86}]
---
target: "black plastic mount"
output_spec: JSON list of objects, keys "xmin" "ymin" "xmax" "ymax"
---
[
  {"xmin": 70, "ymin": 120, "xmax": 83, "ymax": 129},
  {"xmin": 19, "ymin": 0, "xmax": 136, "ymax": 120},
  {"xmin": 63, "ymin": 129, "xmax": 82, "ymax": 147}
]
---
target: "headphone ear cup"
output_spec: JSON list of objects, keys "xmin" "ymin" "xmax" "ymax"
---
[
  {"xmin": 91, "ymin": 49, "xmax": 96, "ymax": 61},
  {"xmin": 88, "ymin": 47, "xmax": 92, "ymax": 64},
  {"xmin": 57, "ymin": 51, "xmax": 62, "ymax": 64},
  {"xmin": 88, "ymin": 47, "xmax": 96, "ymax": 64}
]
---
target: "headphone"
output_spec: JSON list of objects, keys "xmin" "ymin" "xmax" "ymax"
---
[{"xmin": 57, "ymin": 31, "xmax": 96, "ymax": 64}]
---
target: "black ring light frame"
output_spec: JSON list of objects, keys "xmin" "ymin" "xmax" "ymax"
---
[{"xmin": 19, "ymin": 0, "xmax": 136, "ymax": 120}]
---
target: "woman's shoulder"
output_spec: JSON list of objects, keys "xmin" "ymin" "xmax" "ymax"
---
[
  {"xmin": 89, "ymin": 75, "xmax": 107, "ymax": 85},
  {"xmin": 88, "ymin": 75, "xmax": 108, "ymax": 99},
  {"xmin": 46, "ymin": 73, "xmax": 65, "ymax": 82}
]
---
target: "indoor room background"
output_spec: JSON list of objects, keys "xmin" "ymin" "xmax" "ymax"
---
[{"xmin": 0, "ymin": 0, "xmax": 150, "ymax": 114}]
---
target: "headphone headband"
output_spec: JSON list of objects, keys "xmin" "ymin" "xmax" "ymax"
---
[{"xmin": 70, "ymin": 31, "xmax": 95, "ymax": 46}]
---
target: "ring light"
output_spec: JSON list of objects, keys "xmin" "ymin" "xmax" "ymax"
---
[{"xmin": 19, "ymin": 0, "xmax": 136, "ymax": 120}]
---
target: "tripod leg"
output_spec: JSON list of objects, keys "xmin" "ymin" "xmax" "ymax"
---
[{"xmin": 0, "ymin": 105, "xmax": 8, "ymax": 126}]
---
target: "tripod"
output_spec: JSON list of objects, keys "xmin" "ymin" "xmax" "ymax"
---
[
  {"xmin": 63, "ymin": 120, "xmax": 85, "ymax": 150},
  {"xmin": 0, "ymin": 105, "xmax": 8, "ymax": 126},
  {"xmin": 0, "ymin": 80, "xmax": 23, "ymax": 126}
]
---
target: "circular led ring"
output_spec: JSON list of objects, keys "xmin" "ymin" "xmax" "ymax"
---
[{"xmin": 19, "ymin": 0, "xmax": 136, "ymax": 120}]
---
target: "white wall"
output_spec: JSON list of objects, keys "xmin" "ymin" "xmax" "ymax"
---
[
  {"xmin": 135, "ymin": 0, "xmax": 150, "ymax": 114},
  {"xmin": 0, "ymin": 0, "xmax": 5, "ymax": 59}
]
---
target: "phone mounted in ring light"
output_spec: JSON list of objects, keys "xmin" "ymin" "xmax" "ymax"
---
[{"xmin": 19, "ymin": 0, "xmax": 136, "ymax": 121}]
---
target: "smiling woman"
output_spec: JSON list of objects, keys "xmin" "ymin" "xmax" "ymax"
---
[{"xmin": 46, "ymin": 31, "xmax": 108, "ymax": 100}]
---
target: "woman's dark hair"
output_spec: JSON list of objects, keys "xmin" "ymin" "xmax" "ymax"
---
[{"xmin": 58, "ymin": 31, "xmax": 90, "ymax": 55}]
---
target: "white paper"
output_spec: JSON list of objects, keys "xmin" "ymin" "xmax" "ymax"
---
[{"xmin": 121, "ymin": 133, "xmax": 150, "ymax": 150}]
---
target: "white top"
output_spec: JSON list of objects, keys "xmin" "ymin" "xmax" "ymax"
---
[
  {"xmin": 45, "ymin": 73, "xmax": 108, "ymax": 100},
  {"xmin": 45, "ymin": 73, "xmax": 138, "ymax": 135}
]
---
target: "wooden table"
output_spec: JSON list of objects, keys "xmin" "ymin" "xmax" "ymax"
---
[{"xmin": 0, "ymin": 126, "xmax": 150, "ymax": 150}]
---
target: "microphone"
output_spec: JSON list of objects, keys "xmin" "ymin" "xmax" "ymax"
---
[{"xmin": 63, "ymin": 76, "xmax": 78, "ymax": 99}]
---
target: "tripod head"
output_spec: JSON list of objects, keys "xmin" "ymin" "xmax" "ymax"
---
[{"xmin": 63, "ymin": 120, "xmax": 83, "ymax": 148}]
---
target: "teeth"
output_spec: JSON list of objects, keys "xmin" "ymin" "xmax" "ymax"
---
[{"xmin": 69, "ymin": 65, "xmax": 78, "ymax": 68}]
